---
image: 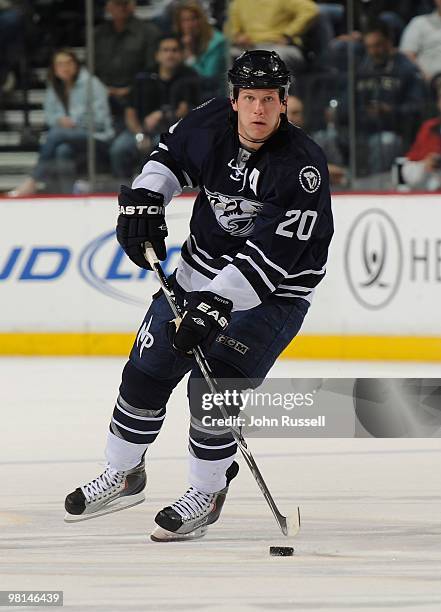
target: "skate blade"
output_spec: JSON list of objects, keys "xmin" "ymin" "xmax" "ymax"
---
[
  {"xmin": 150, "ymin": 525, "xmax": 207, "ymax": 542},
  {"xmin": 64, "ymin": 492, "xmax": 145, "ymax": 523}
]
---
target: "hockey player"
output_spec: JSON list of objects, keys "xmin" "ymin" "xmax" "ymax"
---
[{"xmin": 65, "ymin": 50, "xmax": 333, "ymax": 541}]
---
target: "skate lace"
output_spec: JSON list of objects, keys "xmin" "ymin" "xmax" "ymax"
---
[
  {"xmin": 171, "ymin": 487, "xmax": 215, "ymax": 521},
  {"xmin": 82, "ymin": 465, "xmax": 124, "ymax": 502}
]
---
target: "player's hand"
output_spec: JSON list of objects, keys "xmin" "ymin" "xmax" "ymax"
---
[
  {"xmin": 143, "ymin": 110, "xmax": 163, "ymax": 133},
  {"xmin": 116, "ymin": 185, "xmax": 167, "ymax": 269},
  {"xmin": 176, "ymin": 100, "xmax": 190, "ymax": 119},
  {"xmin": 168, "ymin": 291, "xmax": 233, "ymax": 354},
  {"xmin": 234, "ymin": 34, "xmax": 253, "ymax": 48},
  {"xmin": 58, "ymin": 116, "xmax": 76, "ymax": 128}
]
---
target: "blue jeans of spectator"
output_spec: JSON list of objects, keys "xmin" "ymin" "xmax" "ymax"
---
[
  {"xmin": 32, "ymin": 126, "xmax": 108, "ymax": 193},
  {"xmin": 109, "ymin": 129, "xmax": 140, "ymax": 180},
  {"xmin": 367, "ymin": 132, "xmax": 402, "ymax": 175}
]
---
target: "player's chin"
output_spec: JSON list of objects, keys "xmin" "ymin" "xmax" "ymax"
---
[{"xmin": 249, "ymin": 123, "xmax": 271, "ymax": 139}]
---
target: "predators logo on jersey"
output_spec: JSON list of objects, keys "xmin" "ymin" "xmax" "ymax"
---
[{"xmin": 204, "ymin": 187, "xmax": 263, "ymax": 237}]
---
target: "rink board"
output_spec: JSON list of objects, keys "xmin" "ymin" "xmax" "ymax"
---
[{"xmin": 1, "ymin": 193, "xmax": 440, "ymax": 360}]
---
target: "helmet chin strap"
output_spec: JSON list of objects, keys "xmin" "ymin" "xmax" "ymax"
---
[
  {"xmin": 238, "ymin": 116, "xmax": 282, "ymax": 146},
  {"xmin": 238, "ymin": 132, "xmax": 270, "ymax": 144}
]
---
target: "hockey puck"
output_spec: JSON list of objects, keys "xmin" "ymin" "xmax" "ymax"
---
[{"xmin": 269, "ymin": 546, "xmax": 294, "ymax": 556}]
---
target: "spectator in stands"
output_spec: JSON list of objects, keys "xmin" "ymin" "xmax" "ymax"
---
[
  {"xmin": 328, "ymin": 1, "xmax": 416, "ymax": 72},
  {"xmin": 0, "ymin": 0, "xmax": 26, "ymax": 93},
  {"xmin": 146, "ymin": 0, "xmax": 180, "ymax": 31},
  {"xmin": 400, "ymin": 0, "xmax": 441, "ymax": 82},
  {"xmin": 109, "ymin": 35, "xmax": 201, "ymax": 183},
  {"xmin": 336, "ymin": 22, "xmax": 426, "ymax": 175},
  {"xmin": 317, "ymin": 2, "xmax": 345, "ymax": 39},
  {"xmin": 8, "ymin": 49, "xmax": 114, "ymax": 197},
  {"xmin": 149, "ymin": 0, "xmax": 228, "ymax": 32},
  {"xmin": 311, "ymin": 2, "xmax": 345, "ymax": 65},
  {"xmin": 225, "ymin": 0, "xmax": 319, "ymax": 72},
  {"xmin": 94, "ymin": 0, "xmax": 160, "ymax": 129},
  {"xmin": 286, "ymin": 94, "xmax": 304, "ymax": 126},
  {"xmin": 207, "ymin": 0, "xmax": 229, "ymax": 30},
  {"xmin": 173, "ymin": 0, "xmax": 227, "ymax": 98},
  {"xmin": 402, "ymin": 80, "xmax": 441, "ymax": 191},
  {"xmin": 287, "ymin": 94, "xmax": 347, "ymax": 187}
]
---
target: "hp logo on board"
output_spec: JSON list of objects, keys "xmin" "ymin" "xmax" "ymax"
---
[{"xmin": 345, "ymin": 209, "xmax": 403, "ymax": 309}]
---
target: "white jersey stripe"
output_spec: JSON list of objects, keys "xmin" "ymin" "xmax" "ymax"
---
[
  {"xmin": 285, "ymin": 266, "xmax": 326, "ymax": 278},
  {"xmin": 236, "ymin": 254, "xmax": 276, "ymax": 292},
  {"xmin": 246, "ymin": 240, "xmax": 288, "ymax": 275},
  {"xmin": 190, "ymin": 234, "xmax": 214, "ymax": 259},
  {"xmin": 191, "ymin": 252, "xmax": 221, "ymax": 275},
  {"xmin": 277, "ymin": 284, "xmax": 313, "ymax": 292},
  {"xmin": 176, "ymin": 254, "xmax": 316, "ymax": 311},
  {"xmin": 274, "ymin": 291, "xmax": 315, "ymax": 303},
  {"xmin": 200, "ymin": 262, "xmax": 261, "ymax": 311}
]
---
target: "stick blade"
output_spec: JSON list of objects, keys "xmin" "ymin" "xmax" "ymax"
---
[
  {"xmin": 286, "ymin": 507, "xmax": 301, "ymax": 537},
  {"xmin": 275, "ymin": 506, "xmax": 300, "ymax": 537}
]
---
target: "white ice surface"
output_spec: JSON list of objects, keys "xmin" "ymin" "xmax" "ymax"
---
[{"xmin": 1, "ymin": 358, "xmax": 441, "ymax": 611}]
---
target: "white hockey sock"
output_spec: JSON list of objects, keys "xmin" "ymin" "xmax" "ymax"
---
[
  {"xmin": 188, "ymin": 453, "xmax": 235, "ymax": 493},
  {"xmin": 105, "ymin": 431, "xmax": 148, "ymax": 471}
]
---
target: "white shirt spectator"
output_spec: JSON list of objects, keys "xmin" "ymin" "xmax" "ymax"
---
[
  {"xmin": 402, "ymin": 159, "xmax": 441, "ymax": 191},
  {"xmin": 400, "ymin": 8, "xmax": 441, "ymax": 80}
]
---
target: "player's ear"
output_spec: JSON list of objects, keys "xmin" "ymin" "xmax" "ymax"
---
[{"xmin": 231, "ymin": 98, "xmax": 238, "ymax": 112}]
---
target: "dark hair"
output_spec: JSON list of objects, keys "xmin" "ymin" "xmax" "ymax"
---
[
  {"xmin": 156, "ymin": 34, "xmax": 184, "ymax": 52},
  {"xmin": 364, "ymin": 20, "xmax": 393, "ymax": 41},
  {"xmin": 47, "ymin": 49, "xmax": 81, "ymax": 112}
]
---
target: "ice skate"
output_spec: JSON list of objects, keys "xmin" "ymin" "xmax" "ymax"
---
[
  {"xmin": 151, "ymin": 461, "xmax": 239, "ymax": 542},
  {"xmin": 64, "ymin": 460, "xmax": 146, "ymax": 522}
]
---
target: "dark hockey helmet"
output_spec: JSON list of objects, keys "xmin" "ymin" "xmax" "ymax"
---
[{"xmin": 228, "ymin": 50, "xmax": 291, "ymax": 102}]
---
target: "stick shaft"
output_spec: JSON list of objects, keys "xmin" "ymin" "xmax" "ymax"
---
[{"xmin": 144, "ymin": 245, "xmax": 299, "ymax": 536}]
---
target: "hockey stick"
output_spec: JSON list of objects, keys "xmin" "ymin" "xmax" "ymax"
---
[{"xmin": 144, "ymin": 243, "xmax": 300, "ymax": 537}]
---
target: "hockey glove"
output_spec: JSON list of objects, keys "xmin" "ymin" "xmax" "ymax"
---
[
  {"xmin": 168, "ymin": 291, "xmax": 233, "ymax": 354},
  {"xmin": 116, "ymin": 185, "xmax": 167, "ymax": 269}
]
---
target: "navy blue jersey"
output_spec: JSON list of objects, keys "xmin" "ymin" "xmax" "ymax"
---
[{"xmin": 134, "ymin": 97, "xmax": 334, "ymax": 311}]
